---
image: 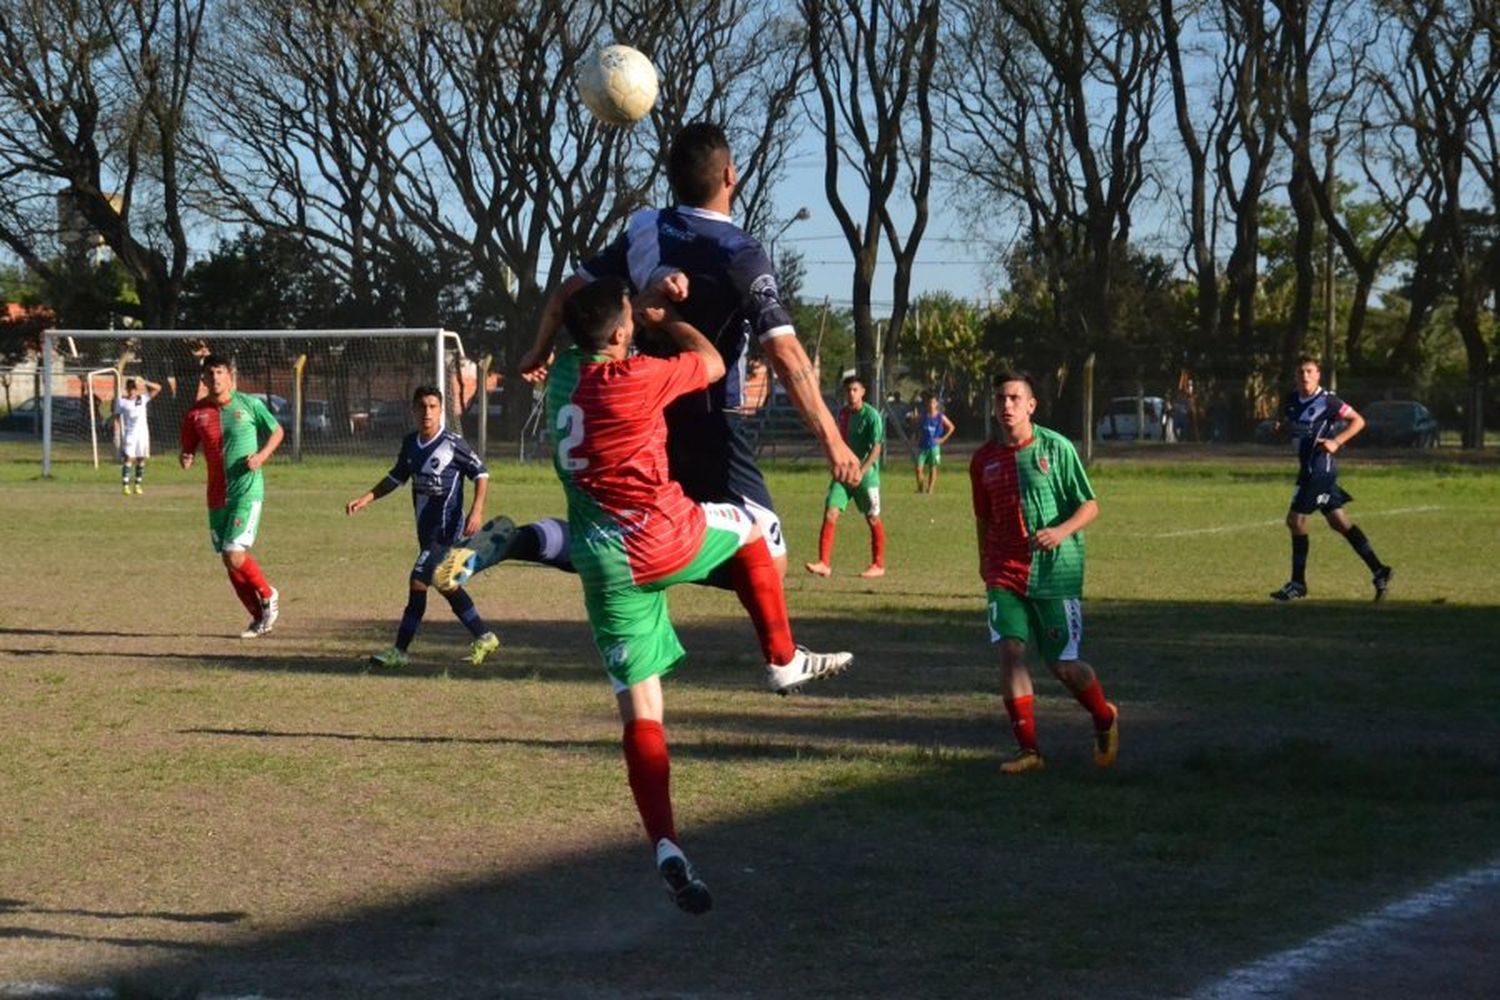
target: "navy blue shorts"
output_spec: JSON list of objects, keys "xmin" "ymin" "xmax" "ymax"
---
[
  {"xmin": 1289, "ymin": 475, "xmax": 1352, "ymax": 515},
  {"xmin": 666, "ymin": 408, "xmax": 775, "ymax": 512}
]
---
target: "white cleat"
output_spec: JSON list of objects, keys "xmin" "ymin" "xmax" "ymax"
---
[
  {"xmin": 258, "ymin": 587, "xmax": 280, "ymax": 634},
  {"xmin": 765, "ymin": 645, "xmax": 853, "ymax": 695},
  {"xmin": 239, "ymin": 617, "xmax": 266, "ymax": 639}
]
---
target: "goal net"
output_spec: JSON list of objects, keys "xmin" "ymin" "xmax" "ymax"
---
[{"xmin": 36, "ymin": 328, "xmax": 485, "ymax": 476}]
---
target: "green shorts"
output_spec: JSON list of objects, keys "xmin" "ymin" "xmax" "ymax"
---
[
  {"xmin": 209, "ymin": 500, "xmax": 262, "ymax": 554},
  {"xmin": 986, "ymin": 588, "xmax": 1083, "ymax": 662},
  {"xmin": 826, "ymin": 478, "xmax": 882, "ymax": 517},
  {"xmin": 916, "ymin": 446, "xmax": 941, "ymax": 468},
  {"xmin": 586, "ymin": 503, "xmax": 754, "ymax": 689}
]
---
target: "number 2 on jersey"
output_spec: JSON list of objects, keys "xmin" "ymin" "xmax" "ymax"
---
[{"xmin": 557, "ymin": 404, "xmax": 587, "ymax": 471}]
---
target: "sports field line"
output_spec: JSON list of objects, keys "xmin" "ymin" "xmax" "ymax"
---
[
  {"xmin": 1144, "ymin": 505, "xmax": 1443, "ymax": 539},
  {"xmin": 1188, "ymin": 854, "xmax": 1500, "ymax": 1000}
]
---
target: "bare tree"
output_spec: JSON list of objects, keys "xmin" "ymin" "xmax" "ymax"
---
[
  {"xmin": 940, "ymin": 0, "xmax": 1162, "ymax": 429},
  {"xmin": 801, "ymin": 0, "xmax": 940, "ymax": 391},
  {"xmin": 0, "ymin": 0, "xmax": 206, "ymax": 327}
]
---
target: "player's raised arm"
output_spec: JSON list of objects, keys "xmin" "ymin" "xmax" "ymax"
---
[
  {"xmin": 762, "ymin": 335, "xmax": 861, "ymax": 486},
  {"xmin": 521, "ymin": 272, "xmax": 592, "ymax": 381},
  {"xmin": 346, "ymin": 477, "xmax": 400, "ymax": 515}
]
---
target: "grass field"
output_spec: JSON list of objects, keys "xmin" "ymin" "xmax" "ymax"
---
[{"xmin": 2, "ymin": 441, "xmax": 1498, "ymax": 999}]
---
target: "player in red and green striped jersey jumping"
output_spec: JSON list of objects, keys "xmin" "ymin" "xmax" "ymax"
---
[
  {"xmin": 969, "ymin": 372, "xmax": 1118, "ymax": 775},
  {"xmin": 179, "ymin": 355, "xmax": 284, "ymax": 639},
  {"xmin": 548, "ymin": 276, "xmax": 852, "ymax": 914}
]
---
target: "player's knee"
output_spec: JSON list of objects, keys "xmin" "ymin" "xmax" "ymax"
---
[
  {"xmin": 824, "ymin": 508, "xmax": 841, "ymax": 523},
  {"xmin": 1050, "ymin": 658, "xmax": 1094, "ymax": 687}
]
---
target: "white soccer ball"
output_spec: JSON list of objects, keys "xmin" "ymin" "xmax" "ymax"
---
[{"xmin": 577, "ymin": 44, "xmax": 659, "ymax": 126}]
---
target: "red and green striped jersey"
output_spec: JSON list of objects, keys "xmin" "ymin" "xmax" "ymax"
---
[
  {"xmin": 179, "ymin": 392, "xmax": 280, "ymax": 509},
  {"xmin": 969, "ymin": 425, "xmax": 1095, "ymax": 598},
  {"xmin": 547, "ymin": 347, "xmax": 711, "ymax": 589}
]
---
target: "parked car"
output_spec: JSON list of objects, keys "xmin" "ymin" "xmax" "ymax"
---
[
  {"xmin": 0, "ymin": 396, "xmax": 103, "ymax": 436},
  {"xmin": 1356, "ymin": 399, "xmax": 1439, "ymax": 448},
  {"xmin": 367, "ymin": 400, "xmax": 411, "ymax": 436},
  {"xmin": 1095, "ymin": 396, "xmax": 1174, "ymax": 442},
  {"xmin": 302, "ymin": 399, "xmax": 333, "ymax": 436}
]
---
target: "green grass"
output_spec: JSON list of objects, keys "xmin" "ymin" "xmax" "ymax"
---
[{"xmin": 1, "ymin": 441, "xmax": 1498, "ymax": 998}]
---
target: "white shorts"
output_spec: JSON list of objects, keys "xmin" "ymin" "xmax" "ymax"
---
[
  {"xmin": 121, "ymin": 434, "xmax": 150, "ymax": 459},
  {"xmin": 741, "ymin": 498, "xmax": 787, "ymax": 559}
]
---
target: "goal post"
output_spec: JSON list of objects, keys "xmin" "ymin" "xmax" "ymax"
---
[{"xmin": 39, "ymin": 328, "xmax": 476, "ymax": 477}]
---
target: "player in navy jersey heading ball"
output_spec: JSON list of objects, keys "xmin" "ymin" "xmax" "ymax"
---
[
  {"xmin": 346, "ymin": 387, "xmax": 501, "ymax": 666},
  {"xmin": 1269, "ymin": 357, "xmax": 1393, "ymax": 602}
]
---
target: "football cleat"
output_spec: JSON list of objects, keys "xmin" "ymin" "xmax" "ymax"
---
[
  {"xmin": 122, "ymin": 484, "xmax": 131, "ymax": 496},
  {"xmin": 858, "ymin": 563, "xmax": 886, "ymax": 579},
  {"xmin": 999, "ymin": 749, "xmax": 1046, "ymax": 775},
  {"xmin": 238, "ymin": 617, "xmax": 267, "ymax": 640},
  {"xmin": 258, "ymin": 587, "xmax": 280, "ymax": 633},
  {"xmin": 133, "ymin": 483, "xmax": 143, "ymax": 495},
  {"xmin": 432, "ymin": 515, "xmax": 517, "ymax": 592},
  {"xmin": 466, "ymin": 631, "xmax": 501, "ymax": 666},
  {"xmin": 1372, "ymin": 565, "xmax": 1394, "ymax": 602},
  {"xmin": 368, "ymin": 646, "xmax": 410, "ymax": 668},
  {"xmin": 803, "ymin": 560, "xmax": 832, "ymax": 577},
  {"xmin": 1269, "ymin": 581, "xmax": 1308, "ymax": 602},
  {"xmin": 1094, "ymin": 703, "xmax": 1120, "ymax": 768},
  {"xmin": 765, "ymin": 646, "xmax": 852, "ymax": 695},
  {"xmin": 655, "ymin": 838, "xmax": 711, "ymax": 915}
]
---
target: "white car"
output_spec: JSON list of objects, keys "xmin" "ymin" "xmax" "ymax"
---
[{"xmin": 1096, "ymin": 396, "xmax": 1174, "ymax": 442}]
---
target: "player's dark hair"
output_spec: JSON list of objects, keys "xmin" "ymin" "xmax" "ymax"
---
[
  {"xmin": 668, "ymin": 123, "xmax": 731, "ymax": 207},
  {"xmin": 1297, "ymin": 355, "xmax": 1322, "ymax": 370},
  {"xmin": 125, "ymin": 378, "xmax": 137, "ymax": 390},
  {"xmin": 991, "ymin": 370, "xmax": 1037, "ymax": 398},
  {"xmin": 201, "ymin": 353, "xmax": 232, "ymax": 373},
  {"xmin": 564, "ymin": 276, "xmax": 631, "ymax": 351},
  {"xmin": 842, "ymin": 374, "xmax": 865, "ymax": 390},
  {"xmin": 411, "ymin": 385, "xmax": 442, "ymax": 406}
]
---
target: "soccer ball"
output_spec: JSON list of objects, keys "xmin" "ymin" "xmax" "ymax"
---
[{"xmin": 577, "ymin": 44, "xmax": 659, "ymax": 126}]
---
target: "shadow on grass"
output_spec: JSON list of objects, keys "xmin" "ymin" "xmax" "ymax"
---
[{"xmin": 5, "ymin": 599, "xmax": 1500, "ymax": 999}]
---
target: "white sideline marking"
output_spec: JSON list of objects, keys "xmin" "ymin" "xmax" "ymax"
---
[
  {"xmin": 1189, "ymin": 855, "xmax": 1500, "ymax": 999},
  {"xmin": 1148, "ymin": 505, "xmax": 1442, "ymax": 539}
]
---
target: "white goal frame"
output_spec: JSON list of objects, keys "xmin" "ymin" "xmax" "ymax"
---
[{"xmin": 40, "ymin": 327, "xmax": 466, "ymax": 477}]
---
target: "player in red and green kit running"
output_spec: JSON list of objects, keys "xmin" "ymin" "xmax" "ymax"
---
[
  {"xmin": 969, "ymin": 371, "xmax": 1118, "ymax": 775},
  {"xmin": 549, "ymin": 276, "xmax": 851, "ymax": 914},
  {"xmin": 179, "ymin": 355, "xmax": 284, "ymax": 638},
  {"xmin": 805, "ymin": 375, "xmax": 887, "ymax": 578}
]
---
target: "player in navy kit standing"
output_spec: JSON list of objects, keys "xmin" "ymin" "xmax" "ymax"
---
[
  {"xmin": 1269, "ymin": 357, "xmax": 1394, "ymax": 602},
  {"xmin": 520, "ymin": 122, "xmax": 861, "ymax": 576},
  {"xmin": 346, "ymin": 386, "xmax": 501, "ymax": 665}
]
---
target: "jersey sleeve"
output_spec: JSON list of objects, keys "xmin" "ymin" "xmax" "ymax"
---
[
  {"xmin": 384, "ymin": 437, "xmax": 414, "ymax": 485},
  {"xmin": 1056, "ymin": 440, "xmax": 1096, "ymax": 509},
  {"xmin": 969, "ymin": 449, "xmax": 990, "ymax": 520},
  {"xmin": 870, "ymin": 408, "xmax": 886, "ymax": 445},
  {"xmin": 728, "ymin": 244, "xmax": 795, "ymax": 341},
  {"xmin": 453, "ymin": 435, "xmax": 489, "ymax": 480},
  {"xmin": 1328, "ymin": 393, "xmax": 1353, "ymax": 419},
  {"xmin": 578, "ymin": 232, "xmax": 630, "ymax": 285},
  {"xmin": 245, "ymin": 395, "xmax": 281, "ymax": 436},
  {"xmin": 645, "ymin": 352, "xmax": 711, "ymax": 410},
  {"xmin": 179, "ymin": 407, "xmax": 199, "ymax": 455}
]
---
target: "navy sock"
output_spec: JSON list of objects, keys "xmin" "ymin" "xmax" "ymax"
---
[
  {"xmin": 134, "ymin": 461, "xmax": 145, "ymax": 484},
  {"xmin": 444, "ymin": 587, "xmax": 487, "ymax": 638},
  {"xmin": 1344, "ymin": 526, "xmax": 1383, "ymax": 572},
  {"xmin": 121, "ymin": 462, "xmax": 131, "ymax": 486},
  {"xmin": 1291, "ymin": 534, "xmax": 1309, "ymax": 584},
  {"xmin": 396, "ymin": 588, "xmax": 428, "ymax": 650},
  {"xmin": 512, "ymin": 518, "xmax": 575, "ymax": 573}
]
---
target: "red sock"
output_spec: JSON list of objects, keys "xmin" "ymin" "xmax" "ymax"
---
[
  {"xmin": 818, "ymin": 519, "xmax": 836, "ymax": 564},
  {"xmin": 870, "ymin": 520, "xmax": 886, "ymax": 567},
  {"xmin": 1072, "ymin": 678, "xmax": 1115, "ymax": 731},
  {"xmin": 623, "ymin": 719, "xmax": 676, "ymax": 846},
  {"xmin": 729, "ymin": 537, "xmax": 797, "ymax": 665},
  {"xmin": 237, "ymin": 554, "xmax": 273, "ymax": 600},
  {"xmin": 225, "ymin": 566, "xmax": 261, "ymax": 617},
  {"xmin": 1003, "ymin": 694, "xmax": 1040, "ymax": 753}
]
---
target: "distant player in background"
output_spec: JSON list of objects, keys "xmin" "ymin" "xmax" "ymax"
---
[
  {"xmin": 547, "ymin": 277, "xmax": 851, "ymax": 914},
  {"xmin": 1269, "ymin": 357, "xmax": 1393, "ymax": 602},
  {"xmin": 345, "ymin": 386, "xmax": 500, "ymax": 668},
  {"xmin": 179, "ymin": 355, "xmax": 283, "ymax": 638},
  {"xmin": 805, "ymin": 375, "xmax": 886, "ymax": 579},
  {"xmin": 113, "ymin": 376, "xmax": 161, "ymax": 495},
  {"xmin": 970, "ymin": 372, "xmax": 1118, "ymax": 775},
  {"xmin": 914, "ymin": 394, "xmax": 955, "ymax": 494},
  {"xmin": 521, "ymin": 121, "xmax": 861, "ymax": 579}
]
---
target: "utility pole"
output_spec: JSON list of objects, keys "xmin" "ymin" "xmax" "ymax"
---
[{"xmin": 1323, "ymin": 136, "xmax": 1338, "ymax": 392}]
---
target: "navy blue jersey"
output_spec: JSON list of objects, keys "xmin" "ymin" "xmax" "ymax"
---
[
  {"xmin": 918, "ymin": 413, "xmax": 946, "ymax": 450},
  {"xmin": 1282, "ymin": 389, "xmax": 1352, "ymax": 479},
  {"xmin": 579, "ymin": 206, "xmax": 792, "ymax": 509},
  {"xmin": 580, "ymin": 206, "xmax": 795, "ymax": 415},
  {"xmin": 383, "ymin": 429, "xmax": 488, "ymax": 548}
]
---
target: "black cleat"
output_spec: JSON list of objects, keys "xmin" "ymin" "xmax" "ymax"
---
[
  {"xmin": 1372, "ymin": 565, "xmax": 1394, "ymax": 602},
  {"xmin": 656, "ymin": 839, "xmax": 712, "ymax": 915},
  {"xmin": 1269, "ymin": 581, "xmax": 1308, "ymax": 602}
]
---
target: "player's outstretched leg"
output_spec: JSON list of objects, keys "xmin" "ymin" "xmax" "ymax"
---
[
  {"xmin": 728, "ymin": 534, "xmax": 853, "ymax": 694},
  {"xmin": 432, "ymin": 515, "xmax": 517, "ymax": 591},
  {"xmin": 656, "ymin": 838, "xmax": 712, "ymax": 915}
]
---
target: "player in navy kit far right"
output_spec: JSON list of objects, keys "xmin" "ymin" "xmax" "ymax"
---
[{"xmin": 1269, "ymin": 357, "xmax": 1393, "ymax": 602}]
